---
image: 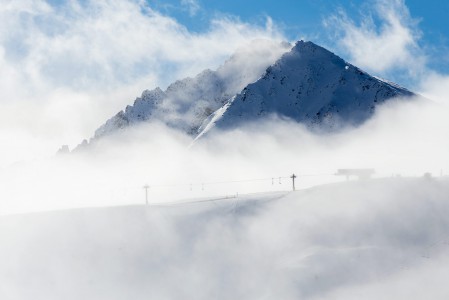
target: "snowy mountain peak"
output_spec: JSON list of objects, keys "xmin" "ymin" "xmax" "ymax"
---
[
  {"xmin": 196, "ymin": 40, "xmax": 415, "ymax": 138},
  {"xmin": 86, "ymin": 40, "xmax": 291, "ymax": 144},
  {"xmin": 84, "ymin": 39, "xmax": 416, "ymax": 149},
  {"xmin": 293, "ymin": 40, "xmax": 324, "ymax": 52}
]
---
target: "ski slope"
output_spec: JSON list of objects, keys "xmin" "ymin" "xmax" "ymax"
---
[{"xmin": 1, "ymin": 178, "xmax": 449, "ymax": 300}]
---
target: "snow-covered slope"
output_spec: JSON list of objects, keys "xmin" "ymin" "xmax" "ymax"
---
[
  {"xmin": 2, "ymin": 178, "xmax": 449, "ymax": 299},
  {"xmin": 197, "ymin": 41, "xmax": 415, "ymax": 137},
  {"xmin": 91, "ymin": 40, "xmax": 291, "ymax": 141}
]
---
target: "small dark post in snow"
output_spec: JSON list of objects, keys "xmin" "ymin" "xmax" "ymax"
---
[
  {"xmin": 291, "ymin": 174, "xmax": 297, "ymax": 191},
  {"xmin": 143, "ymin": 184, "xmax": 150, "ymax": 205}
]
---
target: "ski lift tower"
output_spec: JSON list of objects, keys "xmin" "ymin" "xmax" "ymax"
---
[{"xmin": 143, "ymin": 184, "xmax": 150, "ymax": 205}]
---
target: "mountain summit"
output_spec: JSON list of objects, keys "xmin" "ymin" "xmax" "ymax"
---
[
  {"xmin": 90, "ymin": 40, "xmax": 291, "ymax": 142},
  {"xmin": 196, "ymin": 41, "xmax": 415, "ymax": 137},
  {"xmin": 81, "ymin": 40, "xmax": 415, "ymax": 148}
]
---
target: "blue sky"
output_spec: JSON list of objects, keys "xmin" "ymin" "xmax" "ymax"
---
[
  {"xmin": 146, "ymin": 0, "xmax": 449, "ymax": 80},
  {"xmin": 150, "ymin": 0, "xmax": 449, "ymax": 47}
]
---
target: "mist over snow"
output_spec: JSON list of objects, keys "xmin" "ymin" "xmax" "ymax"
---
[
  {"xmin": 1, "ymin": 0, "xmax": 449, "ymax": 299},
  {"xmin": 2, "ymin": 91, "xmax": 449, "ymax": 298},
  {"xmin": 1, "ymin": 177, "xmax": 449, "ymax": 299},
  {"xmin": 1, "ymin": 95, "xmax": 448, "ymax": 214}
]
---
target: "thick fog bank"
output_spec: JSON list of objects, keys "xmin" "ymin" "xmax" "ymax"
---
[
  {"xmin": 1, "ymin": 178, "xmax": 449, "ymax": 299},
  {"xmin": 0, "ymin": 97, "xmax": 447, "ymax": 214}
]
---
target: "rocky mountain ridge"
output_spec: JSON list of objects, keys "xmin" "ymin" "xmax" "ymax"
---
[{"xmin": 76, "ymin": 40, "xmax": 415, "ymax": 149}]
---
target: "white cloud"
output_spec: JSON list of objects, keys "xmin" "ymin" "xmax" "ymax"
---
[
  {"xmin": 2, "ymin": 94, "xmax": 448, "ymax": 214},
  {"xmin": 322, "ymin": 0, "xmax": 449, "ymax": 109},
  {"xmin": 324, "ymin": 0, "xmax": 425, "ymax": 76},
  {"xmin": 181, "ymin": 0, "xmax": 200, "ymax": 16},
  {"xmin": 0, "ymin": 0, "xmax": 285, "ymax": 166},
  {"xmin": 418, "ymin": 71, "xmax": 449, "ymax": 105}
]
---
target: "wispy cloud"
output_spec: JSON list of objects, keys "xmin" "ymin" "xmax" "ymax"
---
[
  {"xmin": 0, "ymin": 0, "xmax": 284, "ymax": 166},
  {"xmin": 181, "ymin": 0, "xmax": 200, "ymax": 16},
  {"xmin": 324, "ymin": 0, "xmax": 425, "ymax": 77}
]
